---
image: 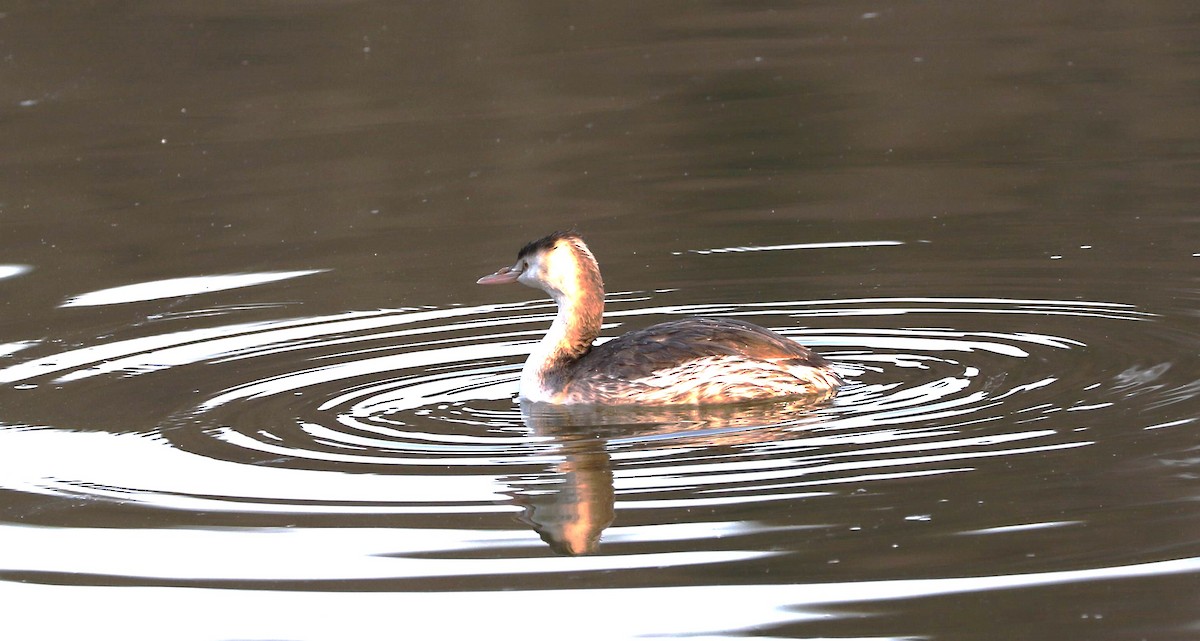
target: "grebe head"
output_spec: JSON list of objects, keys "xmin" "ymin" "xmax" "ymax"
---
[{"xmin": 477, "ymin": 231, "xmax": 603, "ymax": 302}]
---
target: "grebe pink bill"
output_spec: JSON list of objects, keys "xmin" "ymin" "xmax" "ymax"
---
[{"xmin": 477, "ymin": 232, "xmax": 842, "ymax": 405}]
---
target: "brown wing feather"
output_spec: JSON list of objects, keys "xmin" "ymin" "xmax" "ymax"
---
[{"xmin": 567, "ymin": 317, "xmax": 828, "ymax": 383}]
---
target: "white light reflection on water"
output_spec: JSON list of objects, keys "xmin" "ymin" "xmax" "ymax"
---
[
  {"xmin": 0, "ymin": 304, "xmax": 510, "ymax": 384},
  {"xmin": 5, "ymin": 556, "xmax": 1200, "ymax": 640},
  {"xmin": 0, "ymin": 420, "xmax": 1089, "ymax": 515},
  {"xmin": 0, "ymin": 427, "xmax": 510, "ymax": 512},
  {"xmin": 0, "ymin": 295, "xmax": 1150, "ymax": 522},
  {"xmin": 59, "ymin": 270, "xmax": 328, "ymax": 307},
  {"xmin": 0, "ymin": 523, "xmax": 775, "ymax": 580},
  {"xmin": 0, "ymin": 296, "xmax": 1145, "ymax": 387},
  {"xmin": 0, "ymin": 341, "xmax": 37, "ymax": 358},
  {"xmin": 0, "ymin": 287, "xmax": 1194, "ymax": 636},
  {"xmin": 0, "ymin": 264, "xmax": 32, "ymax": 280},
  {"xmin": 202, "ymin": 341, "xmax": 525, "ymax": 411},
  {"xmin": 684, "ymin": 240, "xmax": 905, "ymax": 254},
  {"xmin": 960, "ymin": 521, "xmax": 1083, "ymax": 535}
]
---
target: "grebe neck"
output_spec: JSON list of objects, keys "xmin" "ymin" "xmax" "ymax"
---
[{"xmin": 520, "ymin": 262, "xmax": 604, "ymax": 401}]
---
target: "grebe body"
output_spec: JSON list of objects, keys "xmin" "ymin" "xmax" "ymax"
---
[{"xmin": 478, "ymin": 232, "xmax": 841, "ymax": 405}]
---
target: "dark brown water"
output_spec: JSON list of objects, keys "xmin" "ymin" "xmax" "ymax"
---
[{"xmin": 3, "ymin": 2, "xmax": 1199, "ymax": 639}]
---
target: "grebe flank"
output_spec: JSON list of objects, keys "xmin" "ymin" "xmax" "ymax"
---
[{"xmin": 477, "ymin": 232, "xmax": 841, "ymax": 405}]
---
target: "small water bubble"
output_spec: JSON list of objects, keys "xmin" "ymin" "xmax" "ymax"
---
[
  {"xmin": 14, "ymin": 384, "xmax": 37, "ymax": 390},
  {"xmin": 861, "ymin": 12, "xmax": 880, "ymax": 19},
  {"xmin": 19, "ymin": 99, "xmax": 39, "ymax": 107},
  {"xmin": 1050, "ymin": 255, "xmax": 1063, "ymax": 260}
]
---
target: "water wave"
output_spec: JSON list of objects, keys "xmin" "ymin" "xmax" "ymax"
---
[{"xmin": 0, "ymin": 293, "xmax": 1175, "ymax": 555}]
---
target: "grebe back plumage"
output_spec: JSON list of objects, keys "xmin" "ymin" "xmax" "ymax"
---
[{"xmin": 477, "ymin": 232, "xmax": 841, "ymax": 405}]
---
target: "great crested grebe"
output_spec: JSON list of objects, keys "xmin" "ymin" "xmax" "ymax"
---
[{"xmin": 477, "ymin": 232, "xmax": 842, "ymax": 405}]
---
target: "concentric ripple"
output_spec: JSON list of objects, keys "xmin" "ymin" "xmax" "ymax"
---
[{"xmin": 1, "ymin": 290, "xmax": 1186, "ymax": 557}]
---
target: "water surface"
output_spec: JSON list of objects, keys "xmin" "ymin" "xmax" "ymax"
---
[{"xmin": 2, "ymin": 2, "xmax": 1199, "ymax": 639}]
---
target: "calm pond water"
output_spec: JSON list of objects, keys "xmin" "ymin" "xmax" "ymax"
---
[{"xmin": 3, "ymin": 2, "xmax": 1200, "ymax": 639}]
